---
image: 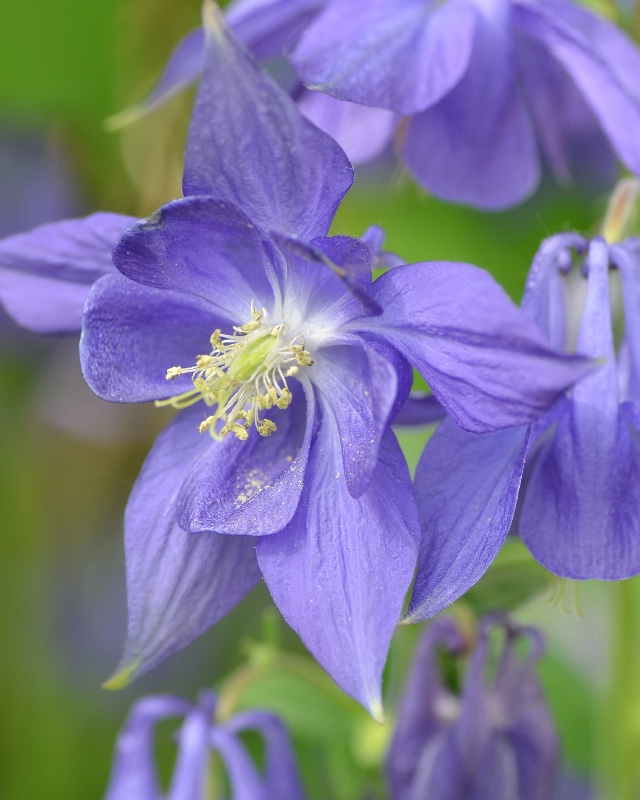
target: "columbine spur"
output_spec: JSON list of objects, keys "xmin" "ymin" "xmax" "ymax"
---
[
  {"xmin": 407, "ymin": 196, "xmax": 640, "ymax": 625},
  {"xmin": 0, "ymin": 2, "xmax": 592, "ymax": 716},
  {"xmin": 104, "ymin": 690, "xmax": 305, "ymax": 800},
  {"xmin": 293, "ymin": 0, "xmax": 640, "ymax": 208}
]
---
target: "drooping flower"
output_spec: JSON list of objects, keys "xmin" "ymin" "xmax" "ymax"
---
[
  {"xmin": 407, "ymin": 222, "xmax": 640, "ymax": 623},
  {"xmin": 1, "ymin": 2, "xmax": 592, "ymax": 715},
  {"xmin": 104, "ymin": 690, "xmax": 306, "ymax": 800},
  {"xmin": 386, "ymin": 617, "xmax": 559, "ymax": 800},
  {"xmin": 293, "ymin": 0, "xmax": 640, "ymax": 208},
  {"xmin": 108, "ymin": 0, "xmax": 397, "ymax": 165}
]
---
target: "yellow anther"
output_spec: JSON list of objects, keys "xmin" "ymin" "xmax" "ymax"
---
[
  {"xmin": 236, "ymin": 319, "xmax": 261, "ymax": 333},
  {"xmin": 166, "ymin": 366, "xmax": 183, "ymax": 380},
  {"xmin": 258, "ymin": 419, "xmax": 277, "ymax": 437},
  {"xmin": 232, "ymin": 424, "xmax": 249, "ymax": 440},
  {"xmin": 196, "ymin": 354, "xmax": 213, "ymax": 369},
  {"xmin": 296, "ymin": 351, "xmax": 314, "ymax": 367},
  {"xmin": 210, "ymin": 329, "xmax": 222, "ymax": 349},
  {"xmin": 286, "ymin": 366, "xmax": 299, "ymax": 377},
  {"xmin": 276, "ymin": 389, "xmax": 292, "ymax": 409},
  {"xmin": 199, "ymin": 416, "xmax": 216, "ymax": 433}
]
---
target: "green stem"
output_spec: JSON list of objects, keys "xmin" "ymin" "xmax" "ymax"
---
[
  {"xmin": 215, "ymin": 651, "xmax": 357, "ymax": 722},
  {"xmin": 606, "ymin": 579, "xmax": 640, "ymax": 799}
]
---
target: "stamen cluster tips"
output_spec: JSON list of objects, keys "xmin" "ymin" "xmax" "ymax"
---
[{"xmin": 158, "ymin": 303, "xmax": 314, "ymax": 440}]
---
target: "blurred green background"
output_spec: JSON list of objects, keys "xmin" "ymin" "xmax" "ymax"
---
[{"xmin": 0, "ymin": 0, "xmax": 631, "ymax": 797}]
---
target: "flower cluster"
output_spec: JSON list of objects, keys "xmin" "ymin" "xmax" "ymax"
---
[{"xmin": 1, "ymin": 0, "xmax": 639, "ymax": 794}]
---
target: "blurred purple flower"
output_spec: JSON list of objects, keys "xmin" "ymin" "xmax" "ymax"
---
[
  {"xmin": 293, "ymin": 0, "xmax": 640, "ymax": 208},
  {"xmin": 105, "ymin": 690, "xmax": 306, "ymax": 800},
  {"xmin": 386, "ymin": 617, "xmax": 559, "ymax": 800},
  {"xmin": 408, "ymin": 233, "xmax": 640, "ymax": 624},
  {"xmin": 0, "ymin": 3, "xmax": 593, "ymax": 715},
  {"xmin": 110, "ymin": 0, "xmax": 396, "ymax": 165}
]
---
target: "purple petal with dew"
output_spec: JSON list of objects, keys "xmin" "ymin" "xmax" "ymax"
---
[
  {"xmin": 183, "ymin": 1, "xmax": 352, "ymax": 240},
  {"xmin": 227, "ymin": 711, "xmax": 307, "ymax": 800},
  {"xmin": 394, "ymin": 393, "xmax": 446, "ymax": 427},
  {"xmin": 228, "ymin": 0, "xmax": 322, "ymax": 60},
  {"xmin": 404, "ymin": 0, "xmax": 539, "ymax": 209},
  {"xmin": 386, "ymin": 618, "xmax": 465, "ymax": 800},
  {"xmin": 298, "ymin": 91, "xmax": 396, "ymax": 164},
  {"xmin": 209, "ymin": 728, "xmax": 269, "ymax": 800},
  {"xmin": 257, "ymin": 424, "xmax": 419, "ymax": 719},
  {"xmin": 312, "ymin": 336, "xmax": 401, "ymax": 497},
  {"xmin": 177, "ymin": 388, "xmax": 314, "ymax": 536},
  {"xmin": 517, "ymin": 3, "xmax": 640, "ymax": 177},
  {"xmin": 520, "ymin": 238, "xmax": 640, "ymax": 579},
  {"xmin": 113, "ymin": 196, "xmax": 275, "ymax": 321},
  {"xmin": 106, "ymin": 407, "xmax": 261, "ymax": 688},
  {"xmin": 355, "ymin": 261, "xmax": 594, "ymax": 432},
  {"xmin": 104, "ymin": 695, "xmax": 191, "ymax": 800},
  {"xmin": 106, "ymin": 28, "xmax": 205, "ymax": 129},
  {"xmin": 167, "ymin": 693, "xmax": 215, "ymax": 800},
  {"xmin": 0, "ymin": 213, "xmax": 134, "ymax": 334},
  {"xmin": 406, "ymin": 419, "xmax": 530, "ymax": 623},
  {"xmin": 293, "ymin": 0, "xmax": 476, "ymax": 114},
  {"xmin": 80, "ymin": 273, "xmax": 219, "ymax": 403}
]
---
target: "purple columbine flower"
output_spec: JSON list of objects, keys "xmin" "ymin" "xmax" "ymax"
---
[
  {"xmin": 386, "ymin": 617, "xmax": 559, "ymax": 800},
  {"xmin": 108, "ymin": 0, "xmax": 397, "ymax": 165},
  {"xmin": 104, "ymin": 690, "xmax": 306, "ymax": 800},
  {"xmin": 407, "ymin": 228, "xmax": 640, "ymax": 623},
  {"xmin": 292, "ymin": 0, "xmax": 640, "ymax": 209},
  {"xmin": 0, "ymin": 2, "xmax": 592, "ymax": 716}
]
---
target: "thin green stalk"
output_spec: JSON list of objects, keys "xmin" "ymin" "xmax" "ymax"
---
[{"xmin": 605, "ymin": 579, "xmax": 640, "ymax": 799}]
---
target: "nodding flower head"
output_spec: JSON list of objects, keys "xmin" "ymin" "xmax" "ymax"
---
[{"xmin": 386, "ymin": 617, "xmax": 559, "ymax": 800}]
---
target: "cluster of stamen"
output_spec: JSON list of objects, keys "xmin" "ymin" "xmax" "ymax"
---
[{"xmin": 157, "ymin": 303, "xmax": 313, "ymax": 440}]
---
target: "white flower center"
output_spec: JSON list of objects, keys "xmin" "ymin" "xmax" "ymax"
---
[{"xmin": 157, "ymin": 303, "xmax": 313, "ymax": 440}]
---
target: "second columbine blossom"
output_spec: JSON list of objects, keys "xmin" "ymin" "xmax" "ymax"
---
[{"xmin": 408, "ymin": 227, "xmax": 640, "ymax": 625}]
